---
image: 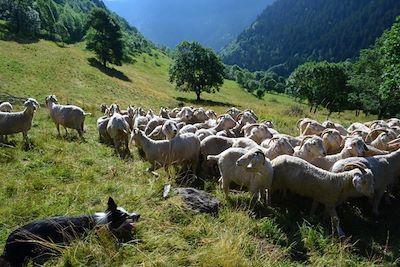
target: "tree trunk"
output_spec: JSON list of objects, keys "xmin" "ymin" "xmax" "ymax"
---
[
  {"xmin": 103, "ymin": 58, "xmax": 107, "ymax": 68},
  {"xmin": 196, "ymin": 90, "xmax": 201, "ymax": 102}
]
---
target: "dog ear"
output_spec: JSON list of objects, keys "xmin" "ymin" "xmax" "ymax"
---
[{"xmin": 107, "ymin": 197, "xmax": 117, "ymax": 211}]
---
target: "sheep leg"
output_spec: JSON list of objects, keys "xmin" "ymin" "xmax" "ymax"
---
[
  {"xmin": 221, "ymin": 177, "xmax": 230, "ymax": 199},
  {"xmin": 310, "ymin": 200, "xmax": 319, "ymax": 216},
  {"xmin": 372, "ymin": 190, "xmax": 385, "ymax": 217},
  {"xmin": 56, "ymin": 124, "xmax": 61, "ymax": 137},
  {"xmin": 77, "ymin": 128, "xmax": 85, "ymax": 141},
  {"xmin": 22, "ymin": 131, "xmax": 29, "ymax": 145},
  {"xmin": 327, "ymin": 206, "xmax": 345, "ymax": 239},
  {"xmin": 260, "ymin": 189, "xmax": 268, "ymax": 205},
  {"xmin": 113, "ymin": 138, "xmax": 120, "ymax": 156},
  {"xmin": 63, "ymin": 126, "xmax": 68, "ymax": 136}
]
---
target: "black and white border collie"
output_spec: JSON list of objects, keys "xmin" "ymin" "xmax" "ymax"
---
[{"xmin": 0, "ymin": 197, "xmax": 140, "ymax": 267}]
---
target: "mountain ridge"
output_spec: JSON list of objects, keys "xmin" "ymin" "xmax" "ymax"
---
[{"xmin": 220, "ymin": 0, "xmax": 400, "ymax": 75}]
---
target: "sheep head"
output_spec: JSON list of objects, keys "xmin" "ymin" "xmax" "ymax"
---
[
  {"xmin": 343, "ymin": 162, "xmax": 374, "ymax": 197},
  {"xmin": 24, "ymin": 98, "xmax": 40, "ymax": 111},
  {"xmin": 236, "ymin": 149, "xmax": 266, "ymax": 171},
  {"xmin": 45, "ymin": 95, "xmax": 58, "ymax": 108},
  {"xmin": 342, "ymin": 137, "xmax": 369, "ymax": 157}
]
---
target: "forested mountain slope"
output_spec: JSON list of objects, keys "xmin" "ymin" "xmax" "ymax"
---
[
  {"xmin": 221, "ymin": 0, "xmax": 400, "ymax": 76},
  {"xmin": 104, "ymin": 0, "xmax": 275, "ymax": 51}
]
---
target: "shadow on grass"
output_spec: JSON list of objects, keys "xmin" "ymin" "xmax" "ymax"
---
[
  {"xmin": 88, "ymin": 58, "xmax": 131, "ymax": 82},
  {"xmin": 175, "ymin": 97, "xmax": 235, "ymax": 107},
  {"xmin": 267, "ymin": 193, "xmax": 400, "ymax": 263}
]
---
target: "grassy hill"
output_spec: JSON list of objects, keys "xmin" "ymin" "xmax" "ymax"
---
[{"xmin": 2, "ymin": 38, "xmax": 399, "ymax": 266}]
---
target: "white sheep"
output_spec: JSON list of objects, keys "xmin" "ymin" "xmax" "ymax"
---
[
  {"xmin": 208, "ymin": 148, "xmax": 274, "ymax": 204},
  {"xmin": 331, "ymin": 148, "xmax": 400, "ymax": 216},
  {"xmin": 107, "ymin": 110, "xmax": 131, "ymax": 156},
  {"xmin": 0, "ymin": 98, "xmax": 39, "ymax": 144},
  {"xmin": 311, "ymin": 136, "xmax": 369, "ymax": 170},
  {"xmin": 131, "ymin": 129, "xmax": 200, "ymax": 174},
  {"xmin": 199, "ymin": 135, "xmax": 234, "ymax": 178},
  {"xmin": 45, "ymin": 95, "xmax": 90, "ymax": 140},
  {"xmin": 321, "ymin": 128, "xmax": 343, "ymax": 155},
  {"xmin": 0, "ymin": 102, "xmax": 13, "ymax": 112},
  {"xmin": 271, "ymin": 155, "xmax": 374, "ymax": 238},
  {"xmin": 293, "ymin": 136, "xmax": 326, "ymax": 162},
  {"xmin": 261, "ymin": 136, "xmax": 295, "ymax": 159}
]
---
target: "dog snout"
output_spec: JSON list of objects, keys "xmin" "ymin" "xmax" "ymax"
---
[{"xmin": 130, "ymin": 213, "xmax": 140, "ymax": 221}]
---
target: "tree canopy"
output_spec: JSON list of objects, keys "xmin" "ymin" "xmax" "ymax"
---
[
  {"xmin": 287, "ymin": 61, "xmax": 351, "ymax": 115},
  {"xmin": 169, "ymin": 41, "xmax": 224, "ymax": 101},
  {"xmin": 86, "ymin": 8, "xmax": 124, "ymax": 67}
]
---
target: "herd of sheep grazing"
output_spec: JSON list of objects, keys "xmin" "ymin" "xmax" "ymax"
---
[{"xmin": 1, "ymin": 96, "xmax": 400, "ymax": 238}]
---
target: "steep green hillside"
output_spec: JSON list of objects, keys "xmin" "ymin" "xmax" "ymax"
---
[
  {"xmin": 221, "ymin": 0, "xmax": 400, "ymax": 76},
  {"xmin": 3, "ymin": 39, "xmax": 399, "ymax": 266}
]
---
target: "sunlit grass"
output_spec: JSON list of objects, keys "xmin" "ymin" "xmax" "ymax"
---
[{"xmin": 1, "ymin": 39, "xmax": 397, "ymax": 266}]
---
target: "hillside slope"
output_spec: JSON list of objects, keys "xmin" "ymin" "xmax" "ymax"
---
[
  {"xmin": 2, "ymin": 40, "xmax": 398, "ymax": 266},
  {"xmin": 221, "ymin": 0, "xmax": 400, "ymax": 75}
]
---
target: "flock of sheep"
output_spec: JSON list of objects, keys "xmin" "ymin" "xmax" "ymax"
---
[{"xmin": 1, "ymin": 95, "xmax": 400, "ymax": 238}]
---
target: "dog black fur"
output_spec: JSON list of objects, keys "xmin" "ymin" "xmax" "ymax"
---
[{"xmin": 0, "ymin": 197, "xmax": 140, "ymax": 267}]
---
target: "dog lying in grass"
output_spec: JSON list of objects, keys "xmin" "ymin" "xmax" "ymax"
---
[{"xmin": 0, "ymin": 197, "xmax": 140, "ymax": 267}]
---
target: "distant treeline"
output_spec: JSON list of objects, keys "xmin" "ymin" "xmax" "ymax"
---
[
  {"xmin": 221, "ymin": 0, "xmax": 400, "ymax": 76},
  {"xmin": 0, "ymin": 0, "xmax": 153, "ymax": 57},
  {"xmin": 286, "ymin": 17, "xmax": 400, "ymax": 118}
]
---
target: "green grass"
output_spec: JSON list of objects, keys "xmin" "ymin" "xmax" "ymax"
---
[{"xmin": 1, "ymin": 39, "xmax": 398, "ymax": 266}]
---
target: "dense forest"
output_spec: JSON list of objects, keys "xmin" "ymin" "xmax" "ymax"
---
[
  {"xmin": 104, "ymin": 0, "xmax": 274, "ymax": 51},
  {"xmin": 221, "ymin": 0, "xmax": 400, "ymax": 76},
  {"xmin": 0, "ymin": 0, "xmax": 152, "ymax": 54}
]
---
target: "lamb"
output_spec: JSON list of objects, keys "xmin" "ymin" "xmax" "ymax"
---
[
  {"xmin": 331, "ymin": 148, "xmax": 400, "ymax": 216},
  {"xmin": 271, "ymin": 155, "xmax": 374, "ymax": 238},
  {"xmin": 0, "ymin": 101, "xmax": 12, "ymax": 112},
  {"xmin": 131, "ymin": 129, "xmax": 200, "ymax": 174},
  {"xmin": 208, "ymin": 148, "xmax": 274, "ymax": 204},
  {"xmin": 311, "ymin": 137, "xmax": 369, "ymax": 170},
  {"xmin": 0, "ymin": 98, "xmax": 39, "ymax": 144},
  {"xmin": 45, "ymin": 95, "xmax": 90, "ymax": 140}
]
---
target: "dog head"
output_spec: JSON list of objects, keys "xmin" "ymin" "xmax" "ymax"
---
[{"xmin": 100, "ymin": 197, "xmax": 140, "ymax": 238}]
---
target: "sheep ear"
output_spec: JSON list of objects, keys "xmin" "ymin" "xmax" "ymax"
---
[
  {"xmin": 351, "ymin": 174, "xmax": 364, "ymax": 192},
  {"xmin": 246, "ymin": 162, "xmax": 253, "ymax": 169},
  {"xmin": 107, "ymin": 197, "xmax": 117, "ymax": 211}
]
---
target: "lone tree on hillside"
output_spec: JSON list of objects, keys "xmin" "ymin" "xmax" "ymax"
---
[
  {"xmin": 169, "ymin": 41, "xmax": 224, "ymax": 101},
  {"xmin": 86, "ymin": 8, "xmax": 124, "ymax": 67}
]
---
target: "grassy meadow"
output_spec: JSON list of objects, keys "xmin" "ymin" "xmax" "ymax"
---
[{"xmin": 1, "ymin": 38, "xmax": 400, "ymax": 266}]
